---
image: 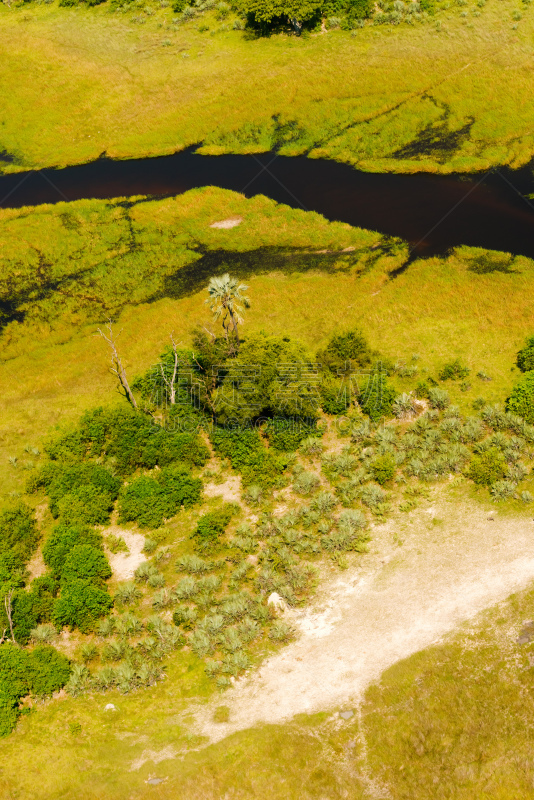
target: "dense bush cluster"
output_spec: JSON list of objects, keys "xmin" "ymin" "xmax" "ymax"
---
[
  {"xmin": 42, "ymin": 407, "xmax": 208, "ymax": 475},
  {"xmin": 42, "ymin": 524, "xmax": 114, "ymax": 633},
  {"xmin": 0, "ymin": 504, "xmax": 39, "ymax": 564},
  {"xmin": 210, "ymin": 426, "xmax": 289, "ymax": 488},
  {"xmin": 118, "ymin": 465, "xmax": 203, "ymax": 528},
  {"xmin": 516, "ymin": 335, "xmax": 534, "ymax": 373},
  {"xmin": 0, "ymin": 643, "xmax": 70, "ymax": 737},
  {"xmin": 507, "ymin": 371, "xmax": 534, "ymax": 424}
]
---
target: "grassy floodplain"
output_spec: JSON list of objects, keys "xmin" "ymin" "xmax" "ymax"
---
[
  {"xmin": 0, "ymin": 0, "xmax": 534, "ymax": 173},
  {"xmin": 2, "ymin": 0, "xmax": 534, "ymax": 794}
]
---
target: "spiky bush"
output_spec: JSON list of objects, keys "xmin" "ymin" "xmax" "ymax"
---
[
  {"xmin": 521, "ymin": 491, "xmax": 533, "ymax": 503},
  {"xmin": 428, "ymin": 388, "xmax": 450, "ymax": 410},
  {"xmin": 154, "ymin": 546, "xmax": 171, "ymax": 564},
  {"xmin": 299, "ymin": 437, "xmax": 325, "ymax": 457},
  {"xmin": 92, "ymin": 665, "xmax": 118, "ymax": 691},
  {"xmin": 152, "ymin": 589, "xmax": 173, "ymax": 609},
  {"xmin": 79, "ymin": 642, "xmax": 99, "ymax": 664},
  {"xmin": 293, "ymin": 471, "xmax": 320, "ymax": 496},
  {"xmin": 102, "ymin": 640, "xmax": 125, "ymax": 662},
  {"xmin": 147, "ymin": 573, "xmax": 166, "ymax": 589},
  {"xmin": 115, "ymin": 612, "xmax": 143, "ymax": 638},
  {"xmin": 221, "ymin": 651, "xmax": 250, "ymax": 676},
  {"xmin": 350, "ymin": 418, "xmax": 372, "ymax": 442},
  {"xmin": 30, "ymin": 623, "xmax": 57, "ymax": 644},
  {"xmin": 490, "ymin": 480, "xmax": 517, "ymax": 501},
  {"xmin": 96, "ymin": 616, "xmax": 115, "ymax": 638},
  {"xmin": 312, "ymin": 491, "xmax": 337, "ymax": 514},
  {"xmin": 392, "ymin": 392, "xmax": 417, "ymax": 419},
  {"xmin": 205, "ymin": 660, "xmax": 221, "ymax": 678},
  {"xmin": 66, "ymin": 663, "xmax": 90, "ymax": 697},
  {"xmin": 230, "ymin": 534, "xmax": 257, "ymax": 553},
  {"xmin": 230, "ymin": 560, "xmax": 252, "ymax": 584},
  {"xmin": 175, "ymin": 554, "xmax": 213, "ymax": 574},
  {"xmin": 134, "ymin": 562, "xmax": 158, "ymax": 582},
  {"xmin": 174, "ymin": 576, "xmax": 198, "ymax": 600},
  {"xmin": 114, "ymin": 582, "xmax": 142, "ymax": 606},
  {"xmin": 200, "ymin": 613, "xmax": 225, "ymax": 636},
  {"xmin": 220, "ymin": 627, "xmax": 243, "ymax": 653},
  {"xmin": 360, "ymin": 483, "xmax": 386, "ymax": 508},
  {"xmin": 236, "ymin": 617, "xmax": 260, "ymax": 644},
  {"xmin": 506, "ymin": 463, "xmax": 528, "ymax": 483},
  {"xmin": 189, "ymin": 629, "xmax": 213, "ymax": 658},
  {"xmin": 268, "ymin": 621, "xmax": 295, "ymax": 642},
  {"xmin": 244, "ymin": 485, "xmax": 264, "ymax": 506},
  {"xmin": 220, "ymin": 595, "xmax": 250, "ymax": 621}
]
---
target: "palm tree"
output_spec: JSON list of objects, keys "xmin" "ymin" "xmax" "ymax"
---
[{"xmin": 205, "ymin": 273, "xmax": 250, "ymax": 345}]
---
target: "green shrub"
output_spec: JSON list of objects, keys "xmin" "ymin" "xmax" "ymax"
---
[
  {"xmin": 0, "ymin": 503, "xmax": 38, "ymax": 563},
  {"xmin": 466, "ymin": 447, "xmax": 506, "ymax": 486},
  {"xmin": 46, "ymin": 407, "xmax": 208, "ymax": 474},
  {"xmin": 506, "ymin": 371, "xmax": 534, "ymax": 424},
  {"xmin": 61, "ymin": 545, "xmax": 112, "ymax": 587},
  {"xmin": 359, "ymin": 373, "xmax": 396, "ymax": 422},
  {"xmin": 0, "ymin": 643, "xmax": 31, "ymax": 702},
  {"xmin": 53, "ymin": 579, "xmax": 113, "ymax": 634},
  {"xmin": 210, "ymin": 426, "xmax": 286, "ymax": 488},
  {"xmin": 370, "ymin": 453, "xmax": 396, "ymax": 485},
  {"xmin": 516, "ymin": 336, "xmax": 534, "ymax": 373},
  {"xmin": 43, "ymin": 524, "xmax": 102, "ymax": 579},
  {"xmin": 57, "ymin": 485, "xmax": 115, "ymax": 526},
  {"xmin": 0, "ymin": 693, "xmax": 19, "ymax": 738},
  {"xmin": 192, "ymin": 504, "xmax": 238, "ymax": 552},
  {"xmin": 44, "ymin": 463, "xmax": 121, "ymax": 518},
  {"xmin": 28, "ymin": 646, "xmax": 71, "ymax": 697},
  {"xmin": 320, "ymin": 376, "xmax": 351, "ymax": 415},
  {"xmin": 118, "ymin": 466, "xmax": 202, "ymax": 528},
  {"xmin": 317, "ymin": 328, "xmax": 373, "ymax": 375},
  {"xmin": 439, "ymin": 359, "xmax": 470, "ymax": 381},
  {"xmin": 265, "ymin": 418, "xmax": 320, "ymax": 451}
]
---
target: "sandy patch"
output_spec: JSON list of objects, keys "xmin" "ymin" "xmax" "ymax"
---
[
  {"xmin": 203, "ymin": 475, "xmax": 242, "ymax": 504},
  {"xmin": 26, "ymin": 548, "xmax": 47, "ymax": 581},
  {"xmin": 130, "ymin": 746, "xmax": 178, "ymax": 772},
  {"xmin": 104, "ymin": 527, "xmax": 146, "ymax": 581},
  {"xmin": 193, "ymin": 496, "xmax": 534, "ymax": 743},
  {"xmin": 209, "ymin": 217, "xmax": 243, "ymax": 229}
]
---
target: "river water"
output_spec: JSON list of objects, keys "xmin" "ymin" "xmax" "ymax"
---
[{"xmin": 1, "ymin": 149, "xmax": 533, "ymax": 258}]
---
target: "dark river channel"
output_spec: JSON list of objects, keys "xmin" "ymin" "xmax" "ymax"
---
[{"xmin": 1, "ymin": 148, "xmax": 534, "ymax": 258}]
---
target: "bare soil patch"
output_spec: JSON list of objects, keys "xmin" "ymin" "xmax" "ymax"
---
[
  {"xmin": 104, "ymin": 526, "xmax": 146, "ymax": 581},
  {"xmin": 192, "ymin": 496, "xmax": 534, "ymax": 743}
]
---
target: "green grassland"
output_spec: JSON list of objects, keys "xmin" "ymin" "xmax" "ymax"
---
[{"xmin": 1, "ymin": 0, "xmax": 534, "ymax": 174}]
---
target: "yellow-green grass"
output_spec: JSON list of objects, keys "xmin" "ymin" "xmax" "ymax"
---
[
  {"xmin": 1, "ymin": 0, "xmax": 534, "ymax": 174},
  {"xmin": 3, "ymin": 556, "xmax": 534, "ymax": 798},
  {"xmin": 1, "ymin": 186, "xmax": 532, "ymax": 501}
]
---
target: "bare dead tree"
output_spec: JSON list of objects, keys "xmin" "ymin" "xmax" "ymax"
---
[
  {"xmin": 159, "ymin": 333, "xmax": 180, "ymax": 406},
  {"xmin": 97, "ymin": 320, "xmax": 138, "ymax": 410},
  {"xmin": 4, "ymin": 589, "xmax": 16, "ymax": 644},
  {"xmin": 0, "ymin": 629, "xmax": 7, "ymax": 645}
]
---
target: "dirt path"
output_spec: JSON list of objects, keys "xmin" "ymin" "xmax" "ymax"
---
[{"xmin": 194, "ymin": 496, "xmax": 534, "ymax": 742}]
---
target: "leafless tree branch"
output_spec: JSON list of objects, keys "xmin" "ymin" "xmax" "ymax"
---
[{"xmin": 97, "ymin": 320, "xmax": 138, "ymax": 410}]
